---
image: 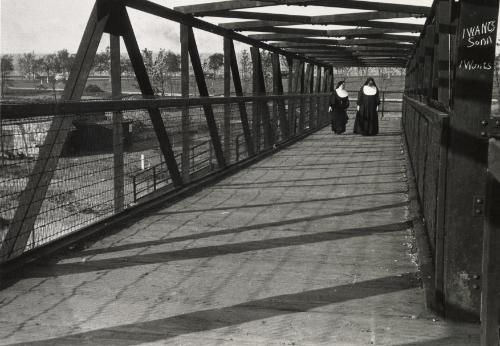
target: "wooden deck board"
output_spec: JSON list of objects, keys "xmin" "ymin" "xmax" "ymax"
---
[{"xmin": 0, "ymin": 119, "xmax": 478, "ymax": 345}]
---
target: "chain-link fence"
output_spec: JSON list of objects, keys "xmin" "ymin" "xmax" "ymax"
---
[{"xmin": 0, "ymin": 93, "xmax": 332, "ymax": 262}]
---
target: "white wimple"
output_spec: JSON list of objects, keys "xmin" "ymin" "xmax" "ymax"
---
[
  {"xmin": 363, "ymin": 85, "xmax": 377, "ymax": 96},
  {"xmin": 336, "ymin": 88, "xmax": 348, "ymax": 98}
]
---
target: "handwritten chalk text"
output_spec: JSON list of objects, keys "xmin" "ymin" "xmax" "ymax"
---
[{"xmin": 458, "ymin": 60, "xmax": 493, "ymax": 71}]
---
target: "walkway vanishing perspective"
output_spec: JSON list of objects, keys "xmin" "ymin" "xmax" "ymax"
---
[{"xmin": 0, "ymin": 119, "xmax": 478, "ymax": 345}]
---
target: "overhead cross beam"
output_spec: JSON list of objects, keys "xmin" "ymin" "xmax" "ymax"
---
[
  {"xmin": 175, "ymin": 0, "xmax": 431, "ymax": 17},
  {"xmin": 273, "ymin": 42, "xmax": 412, "ymax": 51},
  {"xmin": 249, "ymin": 35, "xmax": 416, "ymax": 47},
  {"xmin": 218, "ymin": 11, "xmax": 421, "ymax": 31},
  {"xmin": 246, "ymin": 27, "xmax": 412, "ymax": 37},
  {"xmin": 246, "ymin": 31, "xmax": 418, "ymax": 43},
  {"xmin": 122, "ymin": 0, "xmax": 328, "ymax": 67},
  {"xmin": 174, "ymin": 0, "xmax": 430, "ymax": 68}
]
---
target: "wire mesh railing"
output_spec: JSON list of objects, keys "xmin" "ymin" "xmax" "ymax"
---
[{"xmin": 0, "ymin": 93, "xmax": 332, "ymax": 262}]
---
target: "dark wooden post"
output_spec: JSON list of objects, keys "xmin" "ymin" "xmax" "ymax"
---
[
  {"xmin": 295, "ymin": 60, "xmax": 305, "ymax": 134},
  {"xmin": 299, "ymin": 63, "xmax": 311, "ymax": 132},
  {"xmin": 442, "ymin": 0, "xmax": 499, "ymax": 320},
  {"xmin": 417, "ymin": 42, "xmax": 425, "ymax": 101},
  {"xmin": 287, "ymin": 57, "xmax": 293, "ymax": 94},
  {"xmin": 180, "ymin": 24, "xmax": 190, "ymax": 182},
  {"xmin": 437, "ymin": 0, "xmax": 451, "ymax": 107},
  {"xmin": 251, "ymin": 47, "xmax": 262, "ymax": 152},
  {"xmin": 424, "ymin": 25, "xmax": 435, "ymax": 102},
  {"xmin": 307, "ymin": 64, "xmax": 315, "ymax": 129},
  {"xmin": 272, "ymin": 53, "xmax": 289, "ymax": 139},
  {"xmin": 431, "ymin": 18, "xmax": 440, "ymax": 101},
  {"xmin": 329, "ymin": 67, "xmax": 335, "ymax": 92},
  {"xmin": 110, "ymin": 33, "xmax": 124, "ymax": 213},
  {"xmin": 288, "ymin": 60, "xmax": 300, "ymax": 136},
  {"xmin": 323, "ymin": 68, "xmax": 329, "ymax": 93},
  {"xmin": 434, "ymin": 0, "xmax": 452, "ymax": 311},
  {"xmin": 480, "ymin": 139, "xmax": 500, "ymax": 346},
  {"xmin": 228, "ymin": 39, "xmax": 254, "ymax": 156},
  {"xmin": 223, "ymin": 37, "xmax": 231, "ymax": 163},
  {"xmin": 250, "ymin": 47, "xmax": 274, "ymax": 148},
  {"xmin": 315, "ymin": 66, "xmax": 322, "ymax": 127}
]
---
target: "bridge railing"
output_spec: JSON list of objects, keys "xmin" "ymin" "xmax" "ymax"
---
[
  {"xmin": 402, "ymin": 95, "xmax": 450, "ymax": 309},
  {"xmin": 0, "ymin": 93, "xmax": 331, "ymax": 264},
  {"xmin": 347, "ymin": 90, "xmax": 403, "ymax": 119}
]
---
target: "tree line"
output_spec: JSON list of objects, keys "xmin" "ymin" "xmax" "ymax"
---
[{"xmin": 2, "ymin": 47, "xmax": 333, "ymax": 98}]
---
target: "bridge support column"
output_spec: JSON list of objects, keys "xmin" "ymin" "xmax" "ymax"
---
[
  {"xmin": 272, "ymin": 53, "xmax": 289, "ymax": 140},
  {"xmin": 180, "ymin": 24, "xmax": 191, "ymax": 183},
  {"xmin": 110, "ymin": 33, "xmax": 124, "ymax": 213},
  {"xmin": 186, "ymin": 27, "xmax": 226, "ymax": 169},
  {"xmin": 250, "ymin": 47, "xmax": 274, "ymax": 150},
  {"xmin": 442, "ymin": 0, "xmax": 499, "ymax": 320},
  {"xmin": 227, "ymin": 39, "xmax": 254, "ymax": 156},
  {"xmin": 223, "ymin": 37, "xmax": 231, "ymax": 163}
]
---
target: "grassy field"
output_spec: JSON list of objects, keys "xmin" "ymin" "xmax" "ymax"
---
[{"xmin": 1, "ymin": 74, "xmax": 409, "ymax": 102}]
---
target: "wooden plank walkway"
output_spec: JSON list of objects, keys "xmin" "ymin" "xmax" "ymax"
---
[{"xmin": 0, "ymin": 119, "xmax": 479, "ymax": 345}]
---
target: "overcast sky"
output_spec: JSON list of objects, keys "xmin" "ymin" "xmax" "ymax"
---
[{"xmin": 0, "ymin": 0, "xmax": 439, "ymax": 55}]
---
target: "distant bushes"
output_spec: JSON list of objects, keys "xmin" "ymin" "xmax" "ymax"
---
[{"xmin": 84, "ymin": 84, "xmax": 104, "ymax": 93}]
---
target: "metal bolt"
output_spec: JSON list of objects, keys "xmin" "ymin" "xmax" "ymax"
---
[
  {"xmin": 476, "ymin": 198, "xmax": 483, "ymax": 204},
  {"xmin": 473, "ymin": 275, "xmax": 480, "ymax": 280},
  {"xmin": 496, "ymin": 119, "xmax": 500, "ymax": 127},
  {"xmin": 481, "ymin": 120, "xmax": 489, "ymax": 127},
  {"xmin": 472, "ymin": 284, "xmax": 480, "ymax": 290},
  {"xmin": 475, "ymin": 209, "xmax": 483, "ymax": 215},
  {"xmin": 481, "ymin": 131, "xmax": 487, "ymax": 137}
]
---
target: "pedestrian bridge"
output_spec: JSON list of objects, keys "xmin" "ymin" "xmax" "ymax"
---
[
  {"xmin": 0, "ymin": 119, "xmax": 479, "ymax": 345},
  {"xmin": 1, "ymin": 0, "xmax": 500, "ymax": 345}
]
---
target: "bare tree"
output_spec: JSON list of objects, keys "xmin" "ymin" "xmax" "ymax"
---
[
  {"xmin": 56, "ymin": 49, "xmax": 73, "ymax": 79},
  {"xmin": 239, "ymin": 49, "xmax": 251, "ymax": 93},
  {"xmin": 18, "ymin": 52, "xmax": 37, "ymax": 80},
  {"xmin": 41, "ymin": 54, "xmax": 61, "ymax": 100},
  {"xmin": 164, "ymin": 51, "xmax": 180, "ymax": 96},
  {"xmin": 260, "ymin": 50, "xmax": 273, "ymax": 92},
  {"xmin": 1, "ymin": 55, "xmax": 14, "ymax": 96},
  {"xmin": 92, "ymin": 48, "xmax": 110, "ymax": 76},
  {"xmin": 140, "ymin": 48, "xmax": 181, "ymax": 96},
  {"xmin": 208, "ymin": 53, "xmax": 224, "ymax": 92}
]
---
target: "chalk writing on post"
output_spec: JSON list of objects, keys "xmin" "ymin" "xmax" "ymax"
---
[
  {"xmin": 457, "ymin": 20, "xmax": 497, "ymax": 71},
  {"xmin": 462, "ymin": 20, "xmax": 496, "ymax": 48}
]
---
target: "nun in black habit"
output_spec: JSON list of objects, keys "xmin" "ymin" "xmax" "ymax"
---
[
  {"xmin": 353, "ymin": 77, "xmax": 381, "ymax": 136},
  {"xmin": 329, "ymin": 80, "xmax": 350, "ymax": 134}
]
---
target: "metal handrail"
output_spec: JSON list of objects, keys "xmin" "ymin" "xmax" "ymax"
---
[{"xmin": 0, "ymin": 93, "xmax": 332, "ymax": 119}]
